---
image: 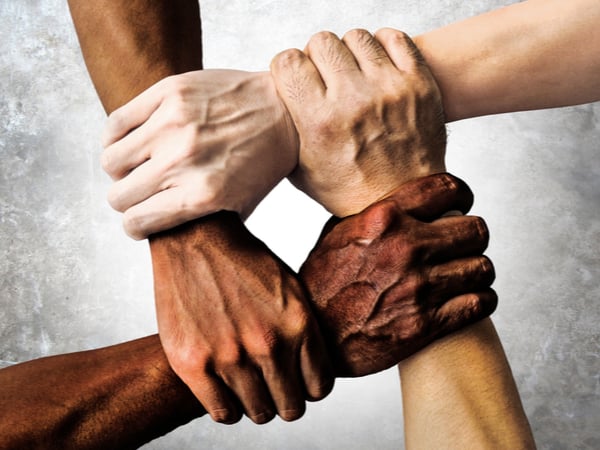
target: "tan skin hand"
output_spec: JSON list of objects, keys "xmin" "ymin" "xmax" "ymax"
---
[
  {"xmin": 150, "ymin": 213, "xmax": 333, "ymax": 424},
  {"xmin": 302, "ymin": 173, "xmax": 497, "ymax": 376},
  {"xmin": 271, "ymin": 28, "xmax": 447, "ymax": 217}
]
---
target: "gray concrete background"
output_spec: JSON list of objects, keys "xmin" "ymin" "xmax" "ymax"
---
[{"xmin": 1, "ymin": 0, "xmax": 598, "ymax": 448}]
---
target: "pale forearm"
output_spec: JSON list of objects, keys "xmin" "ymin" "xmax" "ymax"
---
[
  {"xmin": 0, "ymin": 336, "xmax": 204, "ymax": 449},
  {"xmin": 400, "ymin": 320, "xmax": 535, "ymax": 449},
  {"xmin": 414, "ymin": 0, "xmax": 600, "ymax": 122}
]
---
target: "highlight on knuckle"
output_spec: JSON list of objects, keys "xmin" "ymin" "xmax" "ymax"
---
[
  {"xmin": 273, "ymin": 48, "xmax": 304, "ymax": 71},
  {"xmin": 309, "ymin": 30, "xmax": 338, "ymax": 48}
]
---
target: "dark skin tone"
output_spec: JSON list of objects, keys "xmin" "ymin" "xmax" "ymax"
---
[
  {"xmin": 66, "ymin": 0, "xmax": 500, "ymax": 426},
  {"xmin": 68, "ymin": 0, "xmax": 334, "ymax": 424},
  {"xmin": 0, "ymin": 173, "xmax": 496, "ymax": 450}
]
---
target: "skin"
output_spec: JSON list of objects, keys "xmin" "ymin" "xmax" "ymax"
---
[
  {"xmin": 100, "ymin": 0, "xmax": 600, "ymax": 237},
  {"xmin": 0, "ymin": 174, "xmax": 497, "ymax": 449},
  {"xmin": 67, "ymin": 0, "xmax": 502, "ymax": 427},
  {"xmin": 67, "ymin": 0, "xmax": 333, "ymax": 425},
  {"xmin": 270, "ymin": 29, "xmax": 536, "ymax": 448}
]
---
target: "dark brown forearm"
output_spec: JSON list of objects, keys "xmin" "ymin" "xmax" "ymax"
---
[
  {"xmin": 0, "ymin": 335, "xmax": 204, "ymax": 450},
  {"xmin": 67, "ymin": 0, "xmax": 203, "ymax": 114}
]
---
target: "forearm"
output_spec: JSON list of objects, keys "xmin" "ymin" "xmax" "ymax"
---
[
  {"xmin": 414, "ymin": 0, "xmax": 600, "ymax": 122},
  {"xmin": 400, "ymin": 320, "xmax": 535, "ymax": 449},
  {"xmin": 67, "ymin": 0, "xmax": 203, "ymax": 113},
  {"xmin": 0, "ymin": 335, "xmax": 204, "ymax": 449}
]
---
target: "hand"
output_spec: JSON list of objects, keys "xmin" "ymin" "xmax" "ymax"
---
[
  {"xmin": 300, "ymin": 173, "xmax": 497, "ymax": 376},
  {"xmin": 271, "ymin": 28, "xmax": 446, "ymax": 216},
  {"xmin": 101, "ymin": 70, "xmax": 298, "ymax": 239},
  {"xmin": 149, "ymin": 212, "xmax": 333, "ymax": 424}
]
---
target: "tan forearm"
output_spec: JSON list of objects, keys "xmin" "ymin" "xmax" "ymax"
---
[
  {"xmin": 414, "ymin": 0, "xmax": 600, "ymax": 122},
  {"xmin": 399, "ymin": 319, "xmax": 535, "ymax": 449}
]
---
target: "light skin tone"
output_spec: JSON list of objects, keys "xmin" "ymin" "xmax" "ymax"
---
[
  {"xmin": 0, "ymin": 174, "xmax": 497, "ymax": 449},
  {"xmin": 69, "ymin": 0, "xmax": 599, "ymax": 444},
  {"xmin": 66, "ymin": 0, "xmax": 503, "ymax": 428},
  {"xmin": 101, "ymin": 0, "xmax": 600, "ymax": 238}
]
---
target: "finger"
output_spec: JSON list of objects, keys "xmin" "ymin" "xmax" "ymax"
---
[
  {"xmin": 218, "ymin": 366, "xmax": 277, "ymax": 425},
  {"xmin": 101, "ymin": 123, "xmax": 154, "ymax": 180},
  {"xmin": 383, "ymin": 173, "xmax": 474, "ymax": 220},
  {"xmin": 259, "ymin": 352, "xmax": 307, "ymax": 422},
  {"xmin": 422, "ymin": 215, "xmax": 490, "ymax": 262},
  {"xmin": 374, "ymin": 28, "xmax": 426, "ymax": 73},
  {"xmin": 270, "ymin": 48, "xmax": 326, "ymax": 117},
  {"xmin": 106, "ymin": 158, "xmax": 165, "ymax": 213},
  {"xmin": 342, "ymin": 28, "xmax": 393, "ymax": 74},
  {"xmin": 299, "ymin": 322, "xmax": 334, "ymax": 401},
  {"xmin": 187, "ymin": 375, "xmax": 242, "ymax": 424},
  {"xmin": 102, "ymin": 76, "xmax": 169, "ymax": 147},
  {"xmin": 434, "ymin": 288, "xmax": 498, "ymax": 336},
  {"xmin": 122, "ymin": 187, "xmax": 221, "ymax": 240},
  {"xmin": 426, "ymin": 256, "xmax": 496, "ymax": 301},
  {"xmin": 303, "ymin": 31, "xmax": 361, "ymax": 90}
]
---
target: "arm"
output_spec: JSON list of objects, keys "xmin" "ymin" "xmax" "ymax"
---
[
  {"xmin": 0, "ymin": 174, "xmax": 496, "ymax": 449},
  {"xmin": 67, "ymin": 0, "xmax": 331, "ymax": 424},
  {"xmin": 270, "ymin": 29, "xmax": 535, "ymax": 448},
  {"xmin": 414, "ymin": 0, "xmax": 600, "ymax": 121},
  {"xmin": 97, "ymin": 0, "xmax": 600, "ymax": 236}
]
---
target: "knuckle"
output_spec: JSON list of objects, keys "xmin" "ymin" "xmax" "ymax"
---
[
  {"xmin": 180, "ymin": 185, "xmax": 220, "ymax": 216},
  {"xmin": 438, "ymin": 172, "xmax": 460, "ymax": 194},
  {"xmin": 214, "ymin": 344, "xmax": 244, "ymax": 370},
  {"xmin": 248, "ymin": 328, "xmax": 281, "ymax": 363},
  {"xmin": 343, "ymin": 27, "xmax": 371, "ymax": 43},
  {"xmin": 106, "ymin": 185, "xmax": 125, "ymax": 212},
  {"xmin": 122, "ymin": 210, "xmax": 146, "ymax": 240},
  {"xmin": 384, "ymin": 28, "xmax": 410, "ymax": 46},
  {"xmin": 272, "ymin": 48, "xmax": 304, "ymax": 71},
  {"xmin": 308, "ymin": 30, "xmax": 338, "ymax": 49},
  {"xmin": 168, "ymin": 345, "xmax": 210, "ymax": 378}
]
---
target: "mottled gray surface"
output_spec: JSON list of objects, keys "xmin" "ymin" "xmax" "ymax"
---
[{"xmin": 1, "ymin": 1, "xmax": 598, "ymax": 449}]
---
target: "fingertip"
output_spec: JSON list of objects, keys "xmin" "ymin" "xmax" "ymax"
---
[
  {"xmin": 210, "ymin": 407, "xmax": 243, "ymax": 425},
  {"xmin": 306, "ymin": 375, "xmax": 335, "ymax": 402},
  {"xmin": 278, "ymin": 404, "xmax": 306, "ymax": 422}
]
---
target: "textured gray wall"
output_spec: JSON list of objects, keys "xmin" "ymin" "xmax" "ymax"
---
[{"xmin": 1, "ymin": 1, "xmax": 598, "ymax": 449}]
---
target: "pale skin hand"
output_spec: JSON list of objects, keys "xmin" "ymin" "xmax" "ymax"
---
[
  {"xmin": 102, "ymin": 70, "xmax": 298, "ymax": 240},
  {"xmin": 99, "ymin": 0, "xmax": 600, "ymax": 237},
  {"xmin": 271, "ymin": 28, "xmax": 446, "ymax": 217}
]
